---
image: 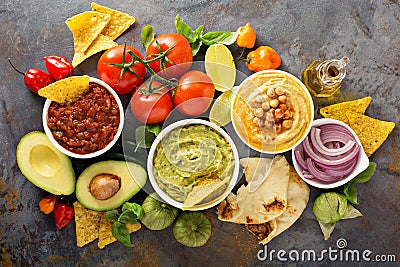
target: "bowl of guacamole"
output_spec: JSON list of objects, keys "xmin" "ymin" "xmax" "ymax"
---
[{"xmin": 147, "ymin": 119, "xmax": 240, "ymax": 210}]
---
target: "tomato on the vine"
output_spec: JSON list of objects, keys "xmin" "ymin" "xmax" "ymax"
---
[
  {"xmin": 98, "ymin": 45, "xmax": 146, "ymax": 94},
  {"xmin": 130, "ymin": 81, "xmax": 173, "ymax": 124},
  {"xmin": 146, "ymin": 33, "xmax": 192, "ymax": 79},
  {"xmin": 173, "ymin": 70, "xmax": 215, "ymax": 116}
]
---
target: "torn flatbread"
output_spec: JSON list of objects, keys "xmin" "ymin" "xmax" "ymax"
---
[{"xmin": 217, "ymin": 155, "xmax": 290, "ymax": 224}]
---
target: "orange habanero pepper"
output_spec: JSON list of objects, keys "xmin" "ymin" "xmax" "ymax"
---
[
  {"xmin": 246, "ymin": 46, "xmax": 281, "ymax": 72},
  {"xmin": 39, "ymin": 195, "xmax": 57, "ymax": 214},
  {"xmin": 236, "ymin": 22, "xmax": 256, "ymax": 49}
]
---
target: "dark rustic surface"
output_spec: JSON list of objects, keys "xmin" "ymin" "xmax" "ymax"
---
[{"xmin": 1, "ymin": 0, "xmax": 399, "ymax": 266}]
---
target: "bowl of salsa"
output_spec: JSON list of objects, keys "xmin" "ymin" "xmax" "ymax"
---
[{"xmin": 42, "ymin": 77, "xmax": 124, "ymax": 159}]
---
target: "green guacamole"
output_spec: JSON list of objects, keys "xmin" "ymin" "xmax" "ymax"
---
[{"xmin": 153, "ymin": 124, "xmax": 233, "ymax": 203}]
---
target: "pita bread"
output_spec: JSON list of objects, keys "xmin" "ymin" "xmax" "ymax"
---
[
  {"xmin": 247, "ymin": 166, "xmax": 310, "ymax": 244},
  {"xmin": 217, "ymin": 156, "xmax": 290, "ymax": 224}
]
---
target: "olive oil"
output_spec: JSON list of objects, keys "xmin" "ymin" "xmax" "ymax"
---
[{"xmin": 302, "ymin": 56, "xmax": 349, "ymax": 98}]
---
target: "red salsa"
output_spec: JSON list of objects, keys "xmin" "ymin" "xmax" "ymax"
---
[{"xmin": 47, "ymin": 82, "xmax": 120, "ymax": 154}]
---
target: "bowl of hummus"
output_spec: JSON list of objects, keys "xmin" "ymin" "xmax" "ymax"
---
[
  {"xmin": 147, "ymin": 119, "xmax": 240, "ymax": 210},
  {"xmin": 231, "ymin": 70, "xmax": 314, "ymax": 154}
]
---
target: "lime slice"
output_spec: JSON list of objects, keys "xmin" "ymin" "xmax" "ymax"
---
[
  {"xmin": 205, "ymin": 44, "xmax": 236, "ymax": 92},
  {"xmin": 209, "ymin": 90, "xmax": 234, "ymax": 127}
]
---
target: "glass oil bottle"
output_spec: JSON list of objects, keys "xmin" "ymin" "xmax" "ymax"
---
[{"xmin": 302, "ymin": 56, "xmax": 350, "ymax": 98}]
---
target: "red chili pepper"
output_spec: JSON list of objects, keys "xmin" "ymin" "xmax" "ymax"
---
[
  {"xmin": 8, "ymin": 58, "xmax": 53, "ymax": 94},
  {"xmin": 54, "ymin": 202, "xmax": 74, "ymax": 230},
  {"xmin": 43, "ymin": 55, "xmax": 73, "ymax": 81},
  {"xmin": 39, "ymin": 195, "xmax": 57, "ymax": 214}
]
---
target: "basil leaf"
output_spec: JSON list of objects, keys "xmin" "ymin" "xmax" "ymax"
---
[
  {"xmin": 111, "ymin": 221, "xmax": 134, "ymax": 247},
  {"xmin": 200, "ymin": 31, "xmax": 238, "ymax": 46},
  {"xmin": 344, "ymin": 182, "xmax": 359, "ymax": 205},
  {"xmin": 175, "ymin": 15, "xmax": 197, "ymax": 43},
  {"xmin": 352, "ymin": 162, "xmax": 376, "ymax": 183},
  {"xmin": 141, "ymin": 25, "xmax": 154, "ymax": 50},
  {"xmin": 146, "ymin": 124, "xmax": 162, "ymax": 136},
  {"xmin": 191, "ymin": 39, "xmax": 202, "ymax": 56},
  {"xmin": 135, "ymin": 125, "xmax": 161, "ymax": 150},
  {"xmin": 122, "ymin": 202, "xmax": 145, "ymax": 219},
  {"xmin": 119, "ymin": 211, "xmax": 139, "ymax": 224},
  {"xmin": 105, "ymin": 210, "xmax": 120, "ymax": 222}
]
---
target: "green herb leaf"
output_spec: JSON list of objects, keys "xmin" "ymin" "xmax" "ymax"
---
[
  {"xmin": 344, "ymin": 182, "xmax": 359, "ymax": 204},
  {"xmin": 191, "ymin": 39, "xmax": 203, "ymax": 56},
  {"xmin": 200, "ymin": 31, "xmax": 238, "ymax": 46},
  {"xmin": 141, "ymin": 25, "xmax": 154, "ymax": 50},
  {"xmin": 105, "ymin": 210, "xmax": 120, "ymax": 222},
  {"xmin": 111, "ymin": 221, "xmax": 134, "ymax": 247},
  {"xmin": 122, "ymin": 202, "xmax": 145, "ymax": 219},
  {"xmin": 135, "ymin": 125, "xmax": 161, "ymax": 151},
  {"xmin": 175, "ymin": 15, "xmax": 197, "ymax": 43},
  {"xmin": 119, "ymin": 211, "xmax": 139, "ymax": 224},
  {"xmin": 352, "ymin": 162, "xmax": 377, "ymax": 183}
]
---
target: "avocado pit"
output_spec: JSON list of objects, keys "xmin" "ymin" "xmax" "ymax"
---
[{"xmin": 89, "ymin": 173, "xmax": 121, "ymax": 200}]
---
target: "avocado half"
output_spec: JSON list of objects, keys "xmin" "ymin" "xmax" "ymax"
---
[
  {"xmin": 16, "ymin": 131, "xmax": 76, "ymax": 195},
  {"xmin": 76, "ymin": 161, "xmax": 147, "ymax": 211}
]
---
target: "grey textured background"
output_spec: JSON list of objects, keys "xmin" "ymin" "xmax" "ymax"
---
[{"xmin": 0, "ymin": 0, "xmax": 399, "ymax": 266}]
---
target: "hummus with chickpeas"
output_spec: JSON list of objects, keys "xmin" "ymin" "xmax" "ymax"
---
[{"xmin": 232, "ymin": 71, "xmax": 313, "ymax": 153}]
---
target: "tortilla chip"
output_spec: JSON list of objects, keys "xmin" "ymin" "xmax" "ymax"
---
[
  {"xmin": 73, "ymin": 201, "xmax": 103, "ymax": 247},
  {"xmin": 72, "ymin": 34, "xmax": 118, "ymax": 67},
  {"xmin": 217, "ymin": 156, "xmax": 290, "ymax": 224},
  {"xmin": 346, "ymin": 112, "xmax": 395, "ymax": 156},
  {"xmin": 38, "ymin": 76, "xmax": 90, "ymax": 104},
  {"xmin": 320, "ymin": 96, "xmax": 372, "ymax": 124},
  {"xmin": 98, "ymin": 213, "xmax": 141, "ymax": 249},
  {"xmin": 65, "ymin": 11, "xmax": 111, "ymax": 53},
  {"xmin": 91, "ymin": 2, "xmax": 136, "ymax": 40}
]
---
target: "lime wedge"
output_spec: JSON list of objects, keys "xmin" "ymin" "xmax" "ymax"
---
[
  {"xmin": 205, "ymin": 44, "xmax": 236, "ymax": 92},
  {"xmin": 209, "ymin": 90, "xmax": 234, "ymax": 127}
]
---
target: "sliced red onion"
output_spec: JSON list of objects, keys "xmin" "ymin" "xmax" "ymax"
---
[{"xmin": 295, "ymin": 123, "xmax": 361, "ymax": 184}]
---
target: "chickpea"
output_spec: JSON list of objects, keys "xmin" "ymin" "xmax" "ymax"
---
[
  {"xmin": 275, "ymin": 108, "xmax": 284, "ymax": 119},
  {"xmin": 265, "ymin": 110, "xmax": 274, "ymax": 122},
  {"xmin": 253, "ymin": 108, "xmax": 264, "ymax": 117},
  {"xmin": 282, "ymin": 119, "xmax": 293, "ymax": 129},
  {"xmin": 275, "ymin": 87, "xmax": 285, "ymax": 95},
  {"xmin": 279, "ymin": 103, "xmax": 287, "ymax": 111},
  {"xmin": 269, "ymin": 99, "xmax": 280, "ymax": 108},
  {"xmin": 261, "ymin": 101, "xmax": 270, "ymax": 110},
  {"xmin": 254, "ymin": 94, "xmax": 266, "ymax": 102},
  {"xmin": 283, "ymin": 110, "xmax": 292, "ymax": 120},
  {"xmin": 267, "ymin": 87, "xmax": 276, "ymax": 98},
  {"xmin": 264, "ymin": 121, "xmax": 274, "ymax": 129},
  {"xmin": 278, "ymin": 95, "xmax": 287, "ymax": 103},
  {"xmin": 275, "ymin": 123, "xmax": 282, "ymax": 133},
  {"xmin": 253, "ymin": 117, "xmax": 263, "ymax": 126}
]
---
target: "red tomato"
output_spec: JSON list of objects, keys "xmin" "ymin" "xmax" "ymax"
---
[
  {"xmin": 98, "ymin": 45, "xmax": 146, "ymax": 94},
  {"xmin": 173, "ymin": 70, "xmax": 215, "ymax": 116},
  {"xmin": 130, "ymin": 81, "xmax": 173, "ymax": 124},
  {"xmin": 146, "ymin": 33, "xmax": 193, "ymax": 79}
]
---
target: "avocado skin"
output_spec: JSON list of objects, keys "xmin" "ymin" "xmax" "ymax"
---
[
  {"xmin": 75, "ymin": 161, "xmax": 147, "ymax": 211},
  {"xmin": 16, "ymin": 131, "xmax": 76, "ymax": 195}
]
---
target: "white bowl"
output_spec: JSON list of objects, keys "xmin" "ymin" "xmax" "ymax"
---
[
  {"xmin": 147, "ymin": 119, "xmax": 240, "ymax": 210},
  {"xmin": 42, "ymin": 77, "xmax": 124, "ymax": 159},
  {"xmin": 231, "ymin": 69, "xmax": 314, "ymax": 154},
  {"xmin": 292, "ymin": 118, "xmax": 369, "ymax": 189}
]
